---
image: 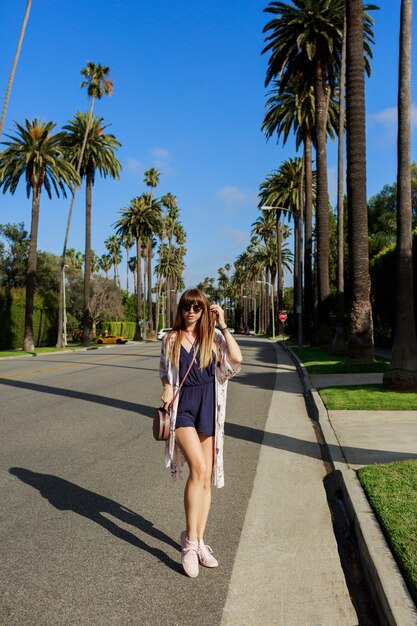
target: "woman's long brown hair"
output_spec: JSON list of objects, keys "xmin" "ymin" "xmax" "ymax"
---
[{"xmin": 166, "ymin": 288, "xmax": 215, "ymax": 370}]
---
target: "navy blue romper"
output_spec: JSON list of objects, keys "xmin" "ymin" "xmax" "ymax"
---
[{"xmin": 175, "ymin": 344, "xmax": 215, "ymax": 436}]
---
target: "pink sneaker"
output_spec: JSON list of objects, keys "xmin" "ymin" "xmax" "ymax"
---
[
  {"xmin": 197, "ymin": 541, "xmax": 219, "ymax": 568},
  {"xmin": 180, "ymin": 532, "xmax": 199, "ymax": 578}
]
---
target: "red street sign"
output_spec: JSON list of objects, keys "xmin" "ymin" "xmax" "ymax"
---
[{"xmin": 279, "ymin": 311, "xmax": 288, "ymax": 323}]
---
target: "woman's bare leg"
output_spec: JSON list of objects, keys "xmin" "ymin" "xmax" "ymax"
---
[
  {"xmin": 174, "ymin": 427, "xmax": 206, "ymax": 542},
  {"xmin": 197, "ymin": 435, "xmax": 214, "ymax": 541}
]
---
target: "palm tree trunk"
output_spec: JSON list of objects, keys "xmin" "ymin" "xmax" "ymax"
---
[
  {"xmin": 126, "ymin": 249, "xmax": 129, "ymax": 292},
  {"xmin": 276, "ymin": 215, "xmax": 283, "ymax": 311},
  {"xmin": 134, "ymin": 237, "xmax": 142, "ymax": 340},
  {"xmin": 333, "ymin": 16, "xmax": 348, "ymax": 354},
  {"xmin": 346, "ymin": 0, "xmax": 374, "ymax": 361},
  {"xmin": 314, "ymin": 55, "xmax": 331, "ymax": 341},
  {"xmin": 304, "ymin": 133, "xmax": 314, "ymax": 337},
  {"xmin": 0, "ymin": 0, "xmax": 32, "ymax": 137},
  {"xmin": 383, "ymin": 0, "xmax": 417, "ymax": 389},
  {"xmin": 83, "ymin": 171, "xmax": 93, "ymax": 343},
  {"xmin": 23, "ymin": 185, "xmax": 40, "ymax": 351},
  {"xmin": 147, "ymin": 238, "xmax": 154, "ymax": 335}
]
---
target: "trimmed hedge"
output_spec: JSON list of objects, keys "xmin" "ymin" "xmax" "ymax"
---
[
  {"xmin": 101, "ymin": 320, "xmax": 137, "ymax": 339},
  {"xmin": 0, "ymin": 287, "xmax": 58, "ymax": 349},
  {"xmin": 370, "ymin": 231, "xmax": 417, "ymax": 340}
]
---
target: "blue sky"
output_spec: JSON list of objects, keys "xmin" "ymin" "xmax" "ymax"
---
[{"xmin": 0, "ymin": 1, "xmax": 415, "ymax": 289}]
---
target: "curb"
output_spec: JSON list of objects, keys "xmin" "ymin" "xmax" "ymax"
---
[
  {"xmin": 0, "ymin": 339, "xmax": 158, "ymax": 360},
  {"xmin": 283, "ymin": 343, "xmax": 417, "ymax": 626}
]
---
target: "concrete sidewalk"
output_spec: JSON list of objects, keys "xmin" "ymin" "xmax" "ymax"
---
[
  {"xmin": 221, "ymin": 344, "xmax": 358, "ymax": 626},
  {"xmin": 295, "ymin": 351, "xmax": 417, "ymax": 625}
]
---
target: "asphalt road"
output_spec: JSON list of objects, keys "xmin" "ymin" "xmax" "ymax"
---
[{"xmin": 0, "ymin": 337, "xmax": 276, "ymax": 626}]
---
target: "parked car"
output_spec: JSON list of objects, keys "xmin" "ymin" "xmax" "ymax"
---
[
  {"xmin": 157, "ymin": 328, "xmax": 172, "ymax": 340},
  {"xmin": 95, "ymin": 334, "xmax": 128, "ymax": 345}
]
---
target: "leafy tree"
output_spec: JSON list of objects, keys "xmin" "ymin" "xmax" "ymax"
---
[
  {"xmin": 368, "ymin": 167, "xmax": 417, "ymax": 258},
  {"xmin": 0, "ymin": 222, "xmax": 29, "ymax": 287},
  {"xmin": 67, "ymin": 274, "xmax": 124, "ymax": 337},
  {"xmin": 0, "ymin": 119, "xmax": 77, "ymax": 350}
]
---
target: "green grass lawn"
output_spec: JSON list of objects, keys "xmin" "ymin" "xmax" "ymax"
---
[
  {"xmin": 319, "ymin": 384, "xmax": 417, "ymax": 410},
  {"xmin": 291, "ymin": 346, "xmax": 388, "ymax": 374},
  {"xmin": 358, "ymin": 460, "xmax": 417, "ymax": 605}
]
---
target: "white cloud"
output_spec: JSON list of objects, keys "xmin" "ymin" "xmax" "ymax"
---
[
  {"xmin": 126, "ymin": 157, "xmax": 143, "ymax": 173},
  {"xmin": 151, "ymin": 146, "xmax": 173, "ymax": 173},
  {"xmin": 369, "ymin": 103, "xmax": 417, "ymax": 129},
  {"xmin": 215, "ymin": 186, "xmax": 257, "ymax": 213},
  {"xmin": 219, "ymin": 227, "xmax": 250, "ymax": 247}
]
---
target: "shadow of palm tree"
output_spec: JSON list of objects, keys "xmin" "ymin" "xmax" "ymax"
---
[
  {"xmin": 0, "ymin": 378, "xmax": 153, "ymax": 416},
  {"xmin": 9, "ymin": 467, "xmax": 182, "ymax": 574}
]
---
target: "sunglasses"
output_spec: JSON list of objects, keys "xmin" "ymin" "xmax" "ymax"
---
[{"xmin": 182, "ymin": 304, "xmax": 203, "ymax": 313}]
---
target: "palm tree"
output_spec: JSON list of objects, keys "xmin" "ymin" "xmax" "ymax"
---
[
  {"xmin": 262, "ymin": 0, "xmax": 376, "ymax": 339},
  {"xmin": 143, "ymin": 168, "xmax": 161, "ymax": 335},
  {"xmin": 115, "ymin": 196, "xmax": 161, "ymax": 340},
  {"xmin": 262, "ymin": 73, "xmax": 337, "ymax": 332},
  {"xmin": 128, "ymin": 256, "xmax": 137, "ymax": 295},
  {"xmin": 156, "ymin": 193, "xmax": 178, "ymax": 330},
  {"xmin": 252, "ymin": 210, "xmax": 277, "ymax": 327},
  {"xmin": 120, "ymin": 231, "xmax": 134, "ymax": 292},
  {"xmin": 63, "ymin": 112, "xmax": 121, "ymax": 343},
  {"xmin": 263, "ymin": 0, "xmax": 344, "ymax": 336},
  {"xmin": 259, "ymin": 158, "xmax": 311, "ymax": 335},
  {"xmin": 105, "ymin": 234, "xmax": 122, "ymax": 285},
  {"xmin": 154, "ymin": 244, "xmax": 183, "ymax": 325},
  {"xmin": 345, "ymin": 0, "xmax": 374, "ymax": 361},
  {"xmin": 66, "ymin": 248, "xmax": 84, "ymax": 271},
  {"xmin": 0, "ymin": 1, "xmax": 32, "ymax": 138},
  {"xmin": 383, "ymin": 0, "xmax": 417, "ymax": 389},
  {"xmin": 56, "ymin": 61, "xmax": 113, "ymax": 347},
  {"xmin": 99, "ymin": 253, "xmax": 113, "ymax": 279},
  {"xmin": 0, "ymin": 119, "xmax": 77, "ymax": 350}
]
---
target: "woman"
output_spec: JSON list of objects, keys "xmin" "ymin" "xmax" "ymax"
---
[{"xmin": 159, "ymin": 288, "xmax": 242, "ymax": 578}]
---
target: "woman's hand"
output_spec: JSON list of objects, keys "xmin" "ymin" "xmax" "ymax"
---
[
  {"xmin": 210, "ymin": 303, "xmax": 226, "ymax": 328},
  {"xmin": 161, "ymin": 384, "xmax": 174, "ymax": 409}
]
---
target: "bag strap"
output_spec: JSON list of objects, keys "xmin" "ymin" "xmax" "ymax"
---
[{"xmin": 169, "ymin": 346, "xmax": 197, "ymax": 409}]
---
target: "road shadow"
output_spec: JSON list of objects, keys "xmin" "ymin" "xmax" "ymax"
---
[
  {"xmin": 0, "ymin": 378, "xmax": 153, "ymax": 417},
  {"xmin": 9, "ymin": 467, "xmax": 182, "ymax": 574},
  {"xmin": 225, "ymin": 421, "xmax": 417, "ymax": 465}
]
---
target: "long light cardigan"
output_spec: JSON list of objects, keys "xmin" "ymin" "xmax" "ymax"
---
[{"xmin": 159, "ymin": 329, "xmax": 241, "ymax": 488}]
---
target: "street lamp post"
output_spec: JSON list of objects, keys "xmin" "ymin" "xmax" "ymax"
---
[
  {"xmin": 262, "ymin": 205, "xmax": 303, "ymax": 349},
  {"xmin": 243, "ymin": 295, "xmax": 256, "ymax": 334},
  {"xmin": 63, "ymin": 264, "xmax": 69, "ymax": 346},
  {"xmin": 257, "ymin": 280, "xmax": 275, "ymax": 338}
]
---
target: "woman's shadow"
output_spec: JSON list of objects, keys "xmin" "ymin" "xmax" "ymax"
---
[{"xmin": 9, "ymin": 467, "xmax": 182, "ymax": 574}]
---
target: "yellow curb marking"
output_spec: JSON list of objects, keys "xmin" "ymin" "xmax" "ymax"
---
[{"xmin": 0, "ymin": 353, "xmax": 143, "ymax": 380}]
